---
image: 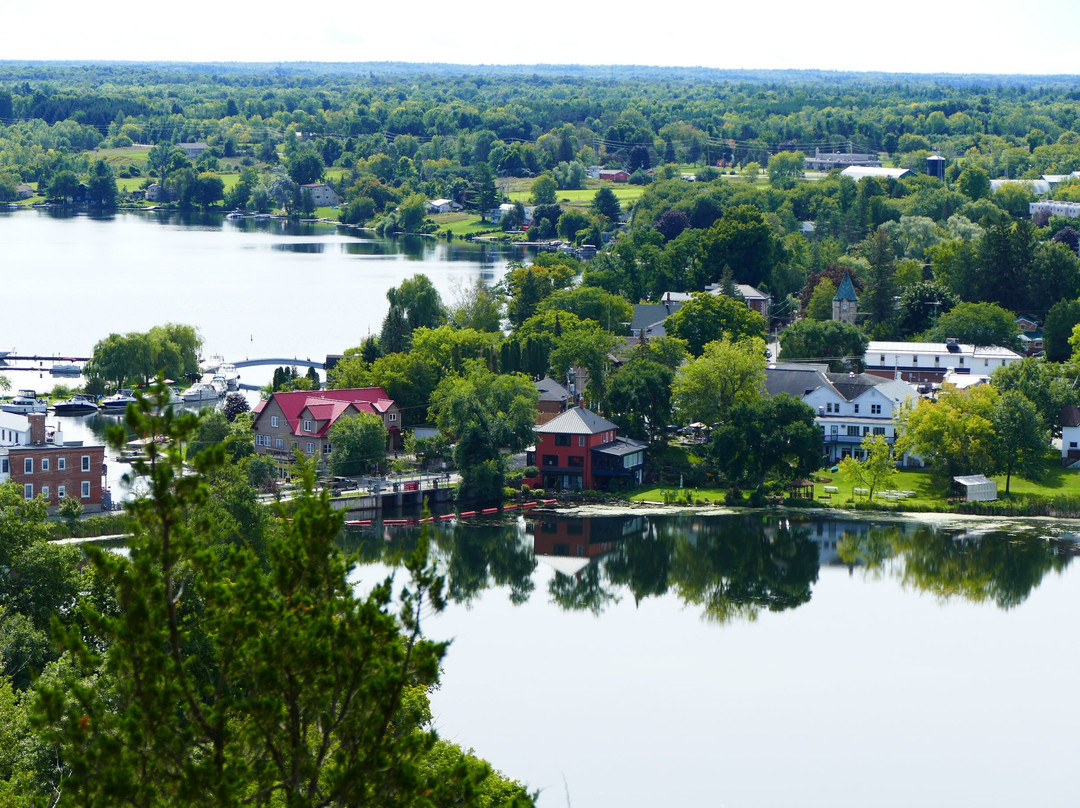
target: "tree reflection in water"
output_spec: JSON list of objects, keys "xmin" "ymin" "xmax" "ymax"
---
[
  {"xmin": 839, "ymin": 523, "xmax": 1074, "ymax": 609},
  {"xmin": 341, "ymin": 512, "xmax": 1076, "ymax": 621}
]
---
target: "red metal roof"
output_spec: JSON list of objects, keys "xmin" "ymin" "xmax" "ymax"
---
[{"xmin": 262, "ymin": 388, "xmax": 396, "ymax": 436}]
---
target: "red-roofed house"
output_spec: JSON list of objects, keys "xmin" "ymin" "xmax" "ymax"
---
[
  {"xmin": 523, "ymin": 407, "xmax": 646, "ymax": 491},
  {"xmin": 251, "ymin": 388, "xmax": 402, "ymax": 472}
]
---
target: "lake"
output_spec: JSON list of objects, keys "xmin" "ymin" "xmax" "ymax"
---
[
  {"xmin": 345, "ymin": 511, "xmax": 1080, "ymax": 808},
  {"xmin": 0, "ymin": 208, "xmax": 519, "ymax": 373}
]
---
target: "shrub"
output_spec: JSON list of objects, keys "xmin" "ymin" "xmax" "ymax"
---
[
  {"xmin": 724, "ymin": 487, "xmax": 742, "ymax": 506},
  {"xmin": 748, "ymin": 488, "xmax": 767, "ymax": 508}
]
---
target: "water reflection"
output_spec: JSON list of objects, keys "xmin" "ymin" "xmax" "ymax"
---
[
  {"xmin": 343, "ymin": 513, "xmax": 1076, "ymax": 623},
  {"xmin": 839, "ymin": 523, "xmax": 1075, "ymax": 608}
]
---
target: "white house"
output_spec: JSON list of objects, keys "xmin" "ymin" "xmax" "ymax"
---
[
  {"xmin": 1, "ymin": 411, "xmax": 34, "ymax": 481},
  {"xmin": 765, "ymin": 364, "xmax": 920, "ymax": 464},
  {"xmin": 1030, "ymin": 200, "xmax": 1080, "ymax": 219},
  {"xmin": 865, "ymin": 340, "xmax": 1022, "ymax": 386},
  {"xmin": 1061, "ymin": 406, "xmax": 1080, "ymax": 465}
]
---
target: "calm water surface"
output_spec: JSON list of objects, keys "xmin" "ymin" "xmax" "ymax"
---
[
  {"xmin": 1, "ymin": 209, "xmax": 518, "ymax": 364},
  {"xmin": 347, "ymin": 513, "xmax": 1080, "ymax": 808}
]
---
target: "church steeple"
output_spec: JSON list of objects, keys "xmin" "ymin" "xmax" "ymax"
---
[{"xmin": 832, "ymin": 272, "xmax": 858, "ymax": 324}]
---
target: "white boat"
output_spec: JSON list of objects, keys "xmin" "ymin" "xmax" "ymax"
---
[
  {"xmin": 181, "ymin": 383, "xmax": 219, "ymax": 403},
  {"xmin": 218, "ymin": 363, "xmax": 241, "ymax": 390},
  {"xmin": 0, "ymin": 389, "xmax": 47, "ymax": 414},
  {"xmin": 53, "ymin": 394, "xmax": 99, "ymax": 415},
  {"xmin": 100, "ymin": 391, "xmax": 138, "ymax": 413},
  {"xmin": 51, "ymin": 359, "xmax": 82, "ymax": 376}
]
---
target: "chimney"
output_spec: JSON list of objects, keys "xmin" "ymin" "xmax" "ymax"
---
[{"xmin": 28, "ymin": 413, "xmax": 46, "ymax": 444}]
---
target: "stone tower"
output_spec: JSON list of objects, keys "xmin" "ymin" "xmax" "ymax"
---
[{"xmin": 832, "ymin": 272, "xmax": 858, "ymax": 324}]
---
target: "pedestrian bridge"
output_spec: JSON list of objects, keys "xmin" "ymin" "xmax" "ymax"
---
[{"xmin": 228, "ymin": 357, "xmax": 325, "ymax": 370}]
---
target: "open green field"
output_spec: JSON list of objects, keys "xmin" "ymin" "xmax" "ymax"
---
[
  {"xmin": 430, "ymin": 212, "xmax": 499, "ymax": 236},
  {"xmin": 504, "ymin": 184, "xmax": 645, "ymax": 206}
]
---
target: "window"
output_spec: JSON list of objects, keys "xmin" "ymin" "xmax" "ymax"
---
[
  {"xmin": 847, "ymin": 425, "xmax": 861, "ymax": 436},
  {"xmin": 275, "ymin": 438, "xmax": 284, "ymax": 449},
  {"xmin": 879, "ymin": 355, "xmax": 885, "ymax": 362},
  {"xmin": 271, "ymin": 415, "xmax": 279, "ymax": 428},
  {"xmin": 568, "ymin": 456, "xmax": 584, "ymax": 467},
  {"xmin": 853, "ymin": 404, "xmax": 859, "ymax": 413},
  {"xmin": 579, "ymin": 436, "xmax": 586, "ymax": 447},
  {"xmin": 81, "ymin": 481, "xmax": 90, "ymax": 499},
  {"xmin": 825, "ymin": 402, "xmax": 832, "ymax": 413},
  {"xmin": 959, "ymin": 357, "xmax": 965, "ymax": 366},
  {"xmin": 42, "ymin": 458, "xmax": 50, "ymax": 471},
  {"xmin": 912, "ymin": 356, "xmax": 918, "ymax": 365},
  {"xmin": 24, "ymin": 458, "xmax": 33, "ymax": 474},
  {"xmin": 256, "ymin": 434, "xmax": 270, "ymax": 447},
  {"xmin": 306, "ymin": 442, "xmax": 315, "ymax": 454},
  {"xmin": 323, "ymin": 444, "xmax": 332, "ymax": 454},
  {"xmin": 542, "ymin": 454, "xmax": 560, "ymax": 467},
  {"xmin": 984, "ymin": 358, "xmax": 989, "ymax": 366},
  {"xmin": 42, "ymin": 485, "xmax": 50, "ymax": 499},
  {"xmin": 23, "ymin": 484, "xmax": 33, "ymax": 499},
  {"xmin": 303, "ymin": 419, "xmax": 313, "ymax": 432},
  {"xmin": 58, "ymin": 457, "xmax": 66, "ymax": 471},
  {"xmin": 81, "ymin": 455, "xmax": 90, "ymax": 472},
  {"xmin": 873, "ymin": 427, "xmax": 886, "ymax": 436},
  {"xmin": 388, "ymin": 412, "xmax": 397, "ymax": 422},
  {"xmin": 1, "ymin": 458, "xmax": 7, "ymax": 474},
  {"xmin": 57, "ymin": 485, "xmax": 66, "ymax": 499},
  {"xmin": 934, "ymin": 355, "xmax": 940, "ymax": 365},
  {"xmin": 871, "ymin": 404, "xmax": 882, "ymax": 415},
  {"xmin": 555, "ymin": 434, "xmax": 571, "ymax": 446},
  {"xmin": 863, "ymin": 426, "xmax": 870, "ymax": 435}
]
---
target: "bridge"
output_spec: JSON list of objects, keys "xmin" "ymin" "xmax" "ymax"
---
[{"xmin": 227, "ymin": 357, "xmax": 325, "ymax": 370}]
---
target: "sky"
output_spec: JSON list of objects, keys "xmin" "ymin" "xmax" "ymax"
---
[{"xmin": 3, "ymin": 0, "xmax": 1080, "ymax": 76}]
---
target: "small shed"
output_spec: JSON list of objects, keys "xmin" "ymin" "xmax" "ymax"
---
[{"xmin": 953, "ymin": 475, "xmax": 997, "ymax": 502}]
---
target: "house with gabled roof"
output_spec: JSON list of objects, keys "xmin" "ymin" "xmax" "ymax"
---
[
  {"xmin": 251, "ymin": 388, "xmax": 401, "ymax": 472},
  {"xmin": 765, "ymin": 363, "xmax": 920, "ymax": 464},
  {"xmin": 523, "ymin": 407, "xmax": 646, "ymax": 491}
]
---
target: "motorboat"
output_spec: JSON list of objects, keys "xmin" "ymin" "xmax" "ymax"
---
[
  {"xmin": 0, "ymin": 389, "xmax": 47, "ymax": 414},
  {"xmin": 50, "ymin": 359, "xmax": 82, "ymax": 376},
  {"xmin": 218, "ymin": 363, "xmax": 240, "ymax": 390},
  {"xmin": 181, "ymin": 382, "xmax": 219, "ymax": 403},
  {"xmin": 52, "ymin": 394, "xmax": 99, "ymax": 415},
  {"xmin": 210, "ymin": 375, "xmax": 228, "ymax": 396},
  {"xmin": 100, "ymin": 390, "xmax": 138, "ymax": 413}
]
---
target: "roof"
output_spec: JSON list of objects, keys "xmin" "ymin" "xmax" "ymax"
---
[
  {"xmin": 0, "ymin": 411, "xmax": 30, "ymax": 433},
  {"xmin": 840, "ymin": 166, "xmax": 915, "ymax": 181},
  {"xmin": 260, "ymin": 388, "xmax": 395, "ymax": 435},
  {"xmin": 867, "ymin": 341, "xmax": 1022, "ymax": 359},
  {"xmin": 764, "ymin": 366, "xmax": 829, "ymax": 398},
  {"xmin": 825, "ymin": 373, "xmax": 915, "ymax": 403},
  {"xmin": 990, "ymin": 178, "xmax": 1050, "ymax": 195},
  {"xmin": 1062, "ymin": 405, "xmax": 1080, "ymax": 428},
  {"xmin": 954, "ymin": 475, "xmax": 996, "ymax": 487},
  {"xmin": 536, "ymin": 407, "xmax": 618, "ymax": 436},
  {"xmin": 535, "ymin": 377, "xmax": 571, "ymax": 404},
  {"xmin": 631, "ymin": 301, "xmax": 683, "ymax": 337},
  {"xmin": 593, "ymin": 436, "xmax": 647, "ymax": 458},
  {"xmin": 833, "ymin": 272, "xmax": 858, "ymax": 302}
]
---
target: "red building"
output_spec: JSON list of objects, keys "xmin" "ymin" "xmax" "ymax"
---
[
  {"xmin": 5, "ymin": 414, "xmax": 106, "ymax": 512},
  {"xmin": 524, "ymin": 408, "xmax": 646, "ymax": 491}
]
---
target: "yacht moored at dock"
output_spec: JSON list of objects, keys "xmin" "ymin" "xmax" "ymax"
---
[
  {"xmin": 52, "ymin": 394, "xmax": 99, "ymax": 415},
  {"xmin": 0, "ymin": 389, "xmax": 48, "ymax": 414}
]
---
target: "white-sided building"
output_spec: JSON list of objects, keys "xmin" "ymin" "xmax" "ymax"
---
[
  {"xmin": 865, "ymin": 340, "xmax": 1022, "ymax": 386},
  {"xmin": 765, "ymin": 364, "xmax": 920, "ymax": 464}
]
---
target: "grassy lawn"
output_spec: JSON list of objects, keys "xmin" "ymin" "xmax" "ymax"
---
[
  {"xmin": 505, "ymin": 185, "xmax": 645, "ymax": 206},
  {"xmin": 631, "ymin": 486, "xmax": 732, "ymax": 503},
  {"xmin": 431, "ymin": 212, "xmax": 498, "ymax": 236}
]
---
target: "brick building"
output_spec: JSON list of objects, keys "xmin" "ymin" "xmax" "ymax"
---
[{"xmin": 2, "ymin": 413, "xmax": 106, "ymax": 512}]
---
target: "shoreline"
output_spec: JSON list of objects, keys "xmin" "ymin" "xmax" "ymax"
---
[{"xmin": 539, "ymin": 500, "xmax": 1080, "ymax": 533}]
